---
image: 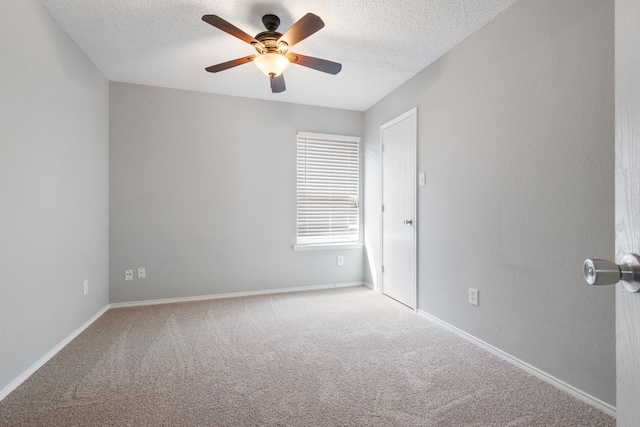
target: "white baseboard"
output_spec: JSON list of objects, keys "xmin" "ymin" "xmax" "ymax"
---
[
  {"xmin": 109, "ymin": 281, "xmax": 368, "ymax": 308},
  {"xmin": 362, "ymin": 282, "xmax": 375, "ymax": 290},
  {"xmin": 0, "ymin": 305, "xmax": 110, "ymax": 401},
  {"xmin": 416, "ymin": 310, "xmax": 616, "ymax": 418}
]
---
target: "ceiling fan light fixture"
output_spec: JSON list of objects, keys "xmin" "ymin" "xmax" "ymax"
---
[
  {"xmin": 253, "ymin": 52, "xmax": 290, "ymax": 77},
  {"xmin": 203, "ymin": 13, "xmax": 340, "ymax": 93}
]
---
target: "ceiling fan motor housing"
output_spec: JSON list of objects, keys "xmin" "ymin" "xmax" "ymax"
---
[
  {"xmin": 254, "ymin": 15, "xmax": 288, "ymax": 54},
  {"xmin": 255, "ymin": 32, "xmax": 287, "ymax": 53}
]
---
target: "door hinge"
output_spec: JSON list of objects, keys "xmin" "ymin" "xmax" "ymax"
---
[
  {"xmin": 381, "ymin": 265, "xmax": 385, "ymax": 273},
  {"xmin": 381, "ymin": 204, "xmax": 385, "ymax": 212},
  {"xmin": 381, "ymin": 143, "xmax": 384, "ymax": 152}
]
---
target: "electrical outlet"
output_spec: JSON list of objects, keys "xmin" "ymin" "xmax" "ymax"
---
[
  {"xmin": 83, "ymin": 280, "xmax": 89, "ymax": 296},
  {"xmin": 125, "ymin": 269, "xmax": 133, "ymax": 281},
  {"xmin": 469, "ymin": 288, "xmax": 479, "ymax": 306},
  {"xmin": 337, "ymin": 255, "xmax": 345, "ymax": 266},
  {"xmin": 137, "ymin": 267, "xmax": 146, "ymax": 279}
]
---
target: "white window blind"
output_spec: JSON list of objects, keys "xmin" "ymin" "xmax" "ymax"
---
[{"xmin": 296, "ymin": 132, "xmax": 360, "ymax": 246}]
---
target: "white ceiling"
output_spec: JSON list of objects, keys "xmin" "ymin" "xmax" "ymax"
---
[{"xmin": 37, "ymin": 0, "xmax": 519, "ymax": 111}]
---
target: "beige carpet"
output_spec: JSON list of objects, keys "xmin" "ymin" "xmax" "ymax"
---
[{"xmin": 0, "ymin": 286, "xmax": 614, "ymax": 426}]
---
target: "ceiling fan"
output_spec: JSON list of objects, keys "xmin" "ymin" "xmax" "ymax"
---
[{"xmin": 202, "ymin": 13, "xmax": 342, "ymax": 93}]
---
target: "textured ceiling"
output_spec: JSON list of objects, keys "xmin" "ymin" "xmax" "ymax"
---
[{"xmin": 37, "ymin": 0, "xmax": 519, "ymax": 111}]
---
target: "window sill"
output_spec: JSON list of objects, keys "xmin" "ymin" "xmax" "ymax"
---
[{"xmin": 293, "ymin": 243, "xmax": 364, "ymax": 252}]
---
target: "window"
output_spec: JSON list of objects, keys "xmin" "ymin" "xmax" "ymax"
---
[{"xmin": 295, "ymin": 132, "xmax": 361, "ymax": 249}]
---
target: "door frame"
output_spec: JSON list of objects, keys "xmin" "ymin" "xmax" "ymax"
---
[
  {"xmin": 380, "ymin": 107, "xmax": 418, "ymax": 310},
  {"xmin": 615, "ymin": 0, "xmax": 640, "ymax": 423}
]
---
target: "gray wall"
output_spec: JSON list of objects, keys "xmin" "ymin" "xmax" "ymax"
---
[
  {"xmin": 109, "ymin": 83, "xmax": 364, "ymax": 303},
  {"xmin": 1, "ymin": 0, "xmax": 615, "ymax": 409},
  {"xmin": 0, "ymin": 0, "xmax": 109, "ymax": 392},
  {"xmin": 364, "ymin": 0, "xmax": 615, "ymax": 405}
]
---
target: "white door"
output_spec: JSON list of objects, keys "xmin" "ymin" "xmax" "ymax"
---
[
  {"xmin": 381, "ymin": 108, "xmax": 417, "ymax": 309},
  {"xmin": 615, "ymin": 0, "xmax": 640, "ymax": 423}
]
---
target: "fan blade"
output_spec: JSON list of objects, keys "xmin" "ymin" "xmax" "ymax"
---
[
  {"xmin": 270, "ymin": 74, "xmax": 286, "ymax": 93},
  {"xmin": 202, "ymin": 15, "xmax": 263, "ymax": 48},
  {"xmin": 286, "ymin": 53, "xmax": 342, "ymax": 75},
  {"xmin": 206, "ymin": 55, "xmax": 256, "ymax": 73},
  {"xmin": 277, "ymin": 13, "xmax": 324, "ymax": 47}
]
